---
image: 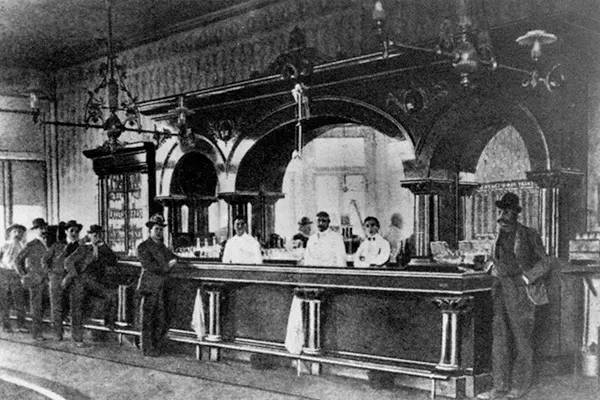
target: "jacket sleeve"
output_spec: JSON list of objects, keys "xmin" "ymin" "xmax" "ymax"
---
[
  {"xmin": 353, "ymin": 241, "xmax": 368, "ymax": 268},
  {"xmin": 252, "ymin": 239, "xmax": 263, "ymax": 265},
  {"xmin": 137, "ymin": 242, "xmax": 163, "ymax": 273},
  {"xmin": 64, "ymin": 245, "xmax": 89, "ymax": 280},
  {"xmin": 42, "ymin": 245, "xmax": 55, "ymax": 273},
  {"xmin": 14, "ymin": 244, "xmax": 28, "ymax": 276},
  {"xmin": 523, "ymin": 228, "xmax": 551, "ymax": 283}
]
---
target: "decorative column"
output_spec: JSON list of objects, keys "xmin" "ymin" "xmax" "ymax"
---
[
  {"xmin": 218, "ymin": 192, "xmax": 253, "ymax": 236},
  {"xmin": 295, "ymin": 288, "xmax": 325, "ymax": 375},
  {"xmin": 203, "ymin": 284, "xmax": 225, "ymax": 361},
  {"xmin": 527, "ymin": 169, "xmax": 584, "ymax": 257},
  {"xmin": 432, "ymin": 296, "xmax": 474, "ymax": 372},
  {"xmin": 401, "ymin": 179, "xmax": 452, "ymax": 263},
  {"xmin": 249, "ymin": 190, "xmax": 285, "ymax": 245}
]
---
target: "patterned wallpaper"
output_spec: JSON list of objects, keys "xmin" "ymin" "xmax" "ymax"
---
[{"xmin": 474, "ymin": 125, "xmax": 531, "ymax": 183}]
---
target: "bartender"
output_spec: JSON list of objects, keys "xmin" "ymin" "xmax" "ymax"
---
[
  {"xmin": 303, "ymin": 211, "xmax": 347, "ymax": 267},
  {"xmin": 354, "ymin": 216, "xmax": 390, "ymax": 268},
  {"xmin": 222, "ymin": 216, "xmax": 263, "ymax": 264}
]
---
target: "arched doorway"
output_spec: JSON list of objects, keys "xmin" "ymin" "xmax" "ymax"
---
[
  {"xmin": 161, "ymin": 152, "xmax": 218, "ymax": 249},
  {"xmin": 276, "ymin": 123, "xmax": 415, "ymax": 246},
  {"xmin": 410, "ymin": 93, "xmax": 551, "ymax": 252}
]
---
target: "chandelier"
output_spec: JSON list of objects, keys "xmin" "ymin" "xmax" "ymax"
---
[
  {"xmin": 372, "ymin": 0, "xmax": 564, "ymax": 90},
  {"xmin": 29, "ymin": 0, "xmax": 172, "ymax": 150}
]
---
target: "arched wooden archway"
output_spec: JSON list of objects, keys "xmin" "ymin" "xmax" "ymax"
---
[
  {"xmin": 160, "ymin": 151, "xmax": 219, "ymax": 249},
  {"xmin": 419, "ymin": 94, "xmax": 550, "ymax": 176},
  {"xmin": 230, "ymin": 96, "xmax": 415, "ymax": 242},
  {"xmin": 235, "ymin": 96, "xmax": 415, "ymax": 193}
]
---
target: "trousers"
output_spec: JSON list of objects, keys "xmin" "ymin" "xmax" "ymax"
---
[
  {"xmin": 0, "ymin": 269, "xmax": 26, "ymax": 329},
  {"xmin": 137, "ymin": 289, "xmax": 167, "ymax": 355},
  {"xmin": 492, "ymin": 275, "xmax": 535, "ymax": 392}
]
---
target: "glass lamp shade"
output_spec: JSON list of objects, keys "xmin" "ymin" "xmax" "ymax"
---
[{"xmin": 372, "ymin": 1, "xmax": 386, "ymax": 22}]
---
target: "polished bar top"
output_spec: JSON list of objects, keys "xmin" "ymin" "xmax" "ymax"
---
[{"xmin": 116, "ymin": 259, "xmax": 493, "ymax": 295}]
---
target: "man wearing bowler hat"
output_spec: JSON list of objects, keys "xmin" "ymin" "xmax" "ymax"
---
[
  {"xmin": 292, "ymin": 217, "xmax": 312, "ymax": 249},
  {"xmin": 42, "ymin": 219, "xmax": 83, "ymax": 342},
  {"xmin": 64, "ymin": 224, "xmax": 118, "ymax": 345},
  {"xmin": 136, "ymin": 214, "xmax": 178, "ymax": 357},
  {"xmin": 15, "ymin": 218, "xmax": 49, "ymax": 340},
  {"xmin": 477, "ymin": 193, "xmax": 551, "ymax": 400},
  {"xmin": 0, "ymin": 223, "xmax": 28, "ymax": 333}
]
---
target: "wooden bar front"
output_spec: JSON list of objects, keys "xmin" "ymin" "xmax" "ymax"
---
[{"xmin": 109, "ymin": 260, "xmax": 494, "ymax": 397}]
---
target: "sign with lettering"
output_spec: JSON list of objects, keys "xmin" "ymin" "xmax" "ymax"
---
[{"xmin": 104, "ymin": 172, "xmax": 149, "ymax": 254}]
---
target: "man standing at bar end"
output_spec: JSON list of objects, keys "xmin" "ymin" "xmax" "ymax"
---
[
  {"xmin": 477, "ymin": 192, "xmax": 550, "ymax": 400},
  {"xmin": 136, "ymin": 214, "xmax": 177, "ymax": 357}
]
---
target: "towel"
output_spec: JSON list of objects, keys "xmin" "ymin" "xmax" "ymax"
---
[
  {"xmin": 191, "ymin": 288, "xmax": 206, "ymax": 339},
  {"xmin": 285, "ymin": 296, "xmax": 305, "ymax": 354}
]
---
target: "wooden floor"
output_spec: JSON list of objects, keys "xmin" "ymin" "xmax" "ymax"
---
[{"xmin": 0, "ymin": 328, "xmax": 598, "ymax": 400}]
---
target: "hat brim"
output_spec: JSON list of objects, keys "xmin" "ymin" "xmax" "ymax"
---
[
  {"xmin": 146, "ymin": 222, "xmax": 167, "ymax": 228},
  {"xmin": 495, "ymin": 200, "xmax": 522, "ymax": 213},
  {"xmin": 65, "ymin": 224, "xmax": 83, "ymax": 231}
]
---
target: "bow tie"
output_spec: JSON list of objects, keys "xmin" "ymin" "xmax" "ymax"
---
[{"xmin": 368, "ymin": 237, "xmax": 376, "ymax": 241}]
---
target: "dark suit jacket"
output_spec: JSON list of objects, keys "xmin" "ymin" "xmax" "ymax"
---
[
  {"xmin": 136, "ymin": 238, "xmax": 176, "ymax": 295},
  {"xmin": 42, "ymin": 241, "xmax": 79, "ymax": 276},
  {"xmin": 64, "ymin": 242, "xmax": 117, "ymax": 282},
  {"xmin": 15, "ymin": 238, "xmax": 48, "ymax": 285},
  {"xmin": 493, "ymin": 223, "xmax": 551, "ymax": 305}
]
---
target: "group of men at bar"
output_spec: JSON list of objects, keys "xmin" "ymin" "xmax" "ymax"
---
[
  {"xmin": 0, "ymin": 192, "xmax": 553, "ymax": 399},
  {"xmin": 294, "ymin": 211, "xmax": 409, "ymax": 268},
  {"xmin": 217, "ymin": 211, "xmax": 412, "ymax": 268},
  {"xmin": 0, "ymin": 217, "xmax": 117, "ymax": 346}
]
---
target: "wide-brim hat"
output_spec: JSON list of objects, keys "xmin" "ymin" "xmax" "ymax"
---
[
  {"xmin": 64, "ymin": 220, "xmax": 83, "ymax": 231},
  {"xmin": 298, "ymin": 216, "xmax": 313, "ymax": 225},
  {"xmin": 6, "ymin": 223, "xmax": 26, "ymax": 236},
  {"xmin": 31, "ymin": 218, "xmax": 48, "ymax": 230},
  {"xmin": 146, "ymin": 214, "xmax": 167, "ymax": 228},
  {"xmin": 495, "ymin": 192, "xmax": 522, "ymax": 213},
  {"xmin": 87, "ymin": 224, "xmax": 104, "ymax": 234}
]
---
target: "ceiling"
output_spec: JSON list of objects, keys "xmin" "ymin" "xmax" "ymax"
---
[{"xmin": 0, "ymin": 0, "xmax": 257, "ymax": 70}]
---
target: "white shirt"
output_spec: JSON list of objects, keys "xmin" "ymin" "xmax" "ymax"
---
[
  {"xmin": 222, "ymin": 233, "xmax": 263, "ymax": 264},
  {"xmin": 0, "ymin": 240, "xmax": 24, "ymax": 270},
  {"xmin": 353, "ymin": 234, "xmax": 391, "ymax": 268},
  {"xmin": 303, "ymin": 229, "xmax": 347, "ymax": 267}
]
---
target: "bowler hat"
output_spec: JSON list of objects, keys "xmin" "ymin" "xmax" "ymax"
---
[
  {"xmin": 6, "ymin": 223, "xmax": 26, "ymax": 237},
  {"xmin": 64, "ymin": 220, "xmax": 83, "ymax": 231},
  {"xmin": 87, "ymin": 224, "xmax": 104, "ymax": 234},
  {"xmin": 146, "ymin": 214, "xmax": 167, "ymax": 228},
  {"xmin": 298, "ymin": 216, "xmax": 313, "ymax": 225},
  {"xmin": 31, "ymin": 218, "xmax": 48, "ymax": 230},
  {"xmin": 495, "ymin": 192, "xmax": 522, "ymax": 213}
]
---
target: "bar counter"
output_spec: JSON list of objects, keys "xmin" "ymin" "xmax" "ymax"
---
[{"xmin": 108, "ymin": 259, "xmax": 494, "ymax": 398}]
